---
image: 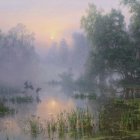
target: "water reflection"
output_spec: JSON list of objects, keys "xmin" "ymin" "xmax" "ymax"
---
[
  {"xmin": 36, "ymin": 97, "xmax": 75, "ymax": 120},
  {"xmin": 0, "ymin": 118, "xmax": 20, "ymax": 140},
  {"xmin": 0, "ymin": 87, "xmax": 98, "ymax": 140}
]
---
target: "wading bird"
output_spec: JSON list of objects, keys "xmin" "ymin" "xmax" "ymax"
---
[
  {"xmin": 36, "ymin": 87, "xmax": 41, "ymax": 93},
  {"xmin": 24, "ymin": 81, "xmax": 34, "ymax": 90}
]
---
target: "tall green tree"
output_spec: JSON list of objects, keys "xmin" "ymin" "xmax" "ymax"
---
[
  {"xmin": 81, "ymin": 1, "xmax": 140, "ymax": 97},
  {"xmin": 122, "ymin": 0, "xmax": 140, "ymax": 81},
  {"xmin": 81, "ymin": 5, "xmax": 128, "ymax": 82}
]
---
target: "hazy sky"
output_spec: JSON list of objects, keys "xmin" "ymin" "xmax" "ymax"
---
[{"xmin": 0, "ymin": 0, "xmax": 121, "ymax": 45}]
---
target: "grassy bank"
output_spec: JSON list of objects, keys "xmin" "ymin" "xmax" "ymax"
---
[{"xmin": 0, "ymin": 102, "xmax": 14, "ymax": 116}]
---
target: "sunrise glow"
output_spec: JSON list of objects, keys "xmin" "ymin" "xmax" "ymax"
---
[{"xmin": 36, "ymin": 98, "xmax": 75, "ymax": 120}]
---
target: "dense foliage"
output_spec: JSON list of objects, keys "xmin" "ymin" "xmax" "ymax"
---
[{"xmin": 81, "ymin": 0, "xmax": 140, "ymax": 97}]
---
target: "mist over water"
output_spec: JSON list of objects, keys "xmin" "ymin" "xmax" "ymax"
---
[
  {"xmin": 0, "ymin": 1, "xmax": 140, "ymax": 139},
  {"xmin": 0, "ymin": 23, "xmax": 93, "ymax": 140},
  {"xmin": 0, "ymin": 23, "xmax": 90, "ymax": 90},
  {"xmin": 40, "ymin": 32, "xmax": 90, "ymax": 81}
]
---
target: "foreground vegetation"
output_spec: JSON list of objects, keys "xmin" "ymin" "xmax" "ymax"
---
[
  {"xmin": 10, "ymin": 96, "xmax": 33, "ymax": 104},
  {"xmin": 23, "ymin": 108, "xmax": 94, "ymax": 139},
  {"xmin": 99, "ymin": 99, "xmax": 140, "ymax": 139},
  {"xmin": 0, "ymin": 102, "xmax": 14, "ymax": 116},
  {"xmin": 22, "ymin": 99, "xmax": 140, "ymax": 140},
  {"xmin": 0, "ymin": 0, "xmax": 140, "ymax": 140}
]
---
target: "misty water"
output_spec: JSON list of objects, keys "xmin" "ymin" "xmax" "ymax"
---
[
  {"xmin": 0, "ymin": 85, "xmax": 99, "ymax": 140},
  {"xmin": 0, "ymin": 0, "xmax": 140, "ymax": 140}
]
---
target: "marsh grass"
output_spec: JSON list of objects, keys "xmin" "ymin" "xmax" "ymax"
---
[
  {"xmin": 99, "ymin": 99, "xmax": 140, "ymax": 137},
  {"xmin": 24, "ymin": 116, "xmax": 43, "ymax": 138},
  {"xmin": 73, "ymin": 93, "xmax": 96, "ymax": 100},
  {"xmin": 120, "ymin": 102, "xmax": 140, "ymax": 131},
  {"xmin": 0, "ymin": 102, "xmax": 14, "ymax": 116},
  {"xmin": 23, "ymin": 108, "xmax": 95, "ymax": 139},
  {"xmin": 45, "ymin": 118, "xmax": 58, "ymax": 139},
  {"xmin": 67, "ymin": 108, "xmax": 94, "ymax": 138},
  {"xmin": 10, "ymin": 96, "xmax": 33, "ymax": 104},
  {"xmin": 22, "ymin": 99, "xmax": 140, "ymax": 140}
]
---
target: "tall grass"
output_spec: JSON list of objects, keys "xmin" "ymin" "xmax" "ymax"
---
[
  {"xmin": 24, "ymin": 115, "xmax": 43, "ymax": 138},
  {"xmin": 23, "ymin": 108, "xmax": 95, "ymax": 139},
  {"xmin": 0, "ymin": 102, "xmax": 14, "ymax": 116},
  {"xmin": 10, "ymin": 96, "xmax": 33, "ymax": 104},
  {"xmin": 99, "ymin": 99, "xmax": 140, "ymax": 136}
]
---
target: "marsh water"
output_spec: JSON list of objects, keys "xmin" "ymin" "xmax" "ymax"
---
[{"xmin": 0, "ymin": 85, "xmax": 99, "ymax": 140}]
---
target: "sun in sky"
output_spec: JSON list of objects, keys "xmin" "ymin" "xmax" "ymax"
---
[
  {"xmin": 50, "ymin": 35, "xmax": 55, "ymax": 40},
  {"xmin": 50, "ymin": 32, "xmax": 56, "ymax": 41},
  {"xmin": 0, "ymin": 0, "xmax": 120, "ymax": 47}
]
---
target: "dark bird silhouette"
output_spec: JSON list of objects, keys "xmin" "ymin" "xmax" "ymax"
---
[
  {"xmin": 29, "ymin": 82, "xmax": 34, "ymax": 90},
  {"xmin": 24, "ymin": 81, "xmax": 34, "ymax": 90},
  {"xmin": 24, "ymin": 81, "xmax": 29, "ymax": 89},
  {"xmin": 36, "ymin": 88, "xmax": 41, "ymax": 93},
  {"xmin": 36, "ymin": 87, "xmax": 42, "ymax": 103}
]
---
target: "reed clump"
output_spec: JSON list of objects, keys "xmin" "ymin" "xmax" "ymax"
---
[
  {"xmin": 24, "ymin": 115, "xmax": 43, "ymax": 137},
  {"xmin": 10, "ymin": 96, "xmax": 33, "ymax": 104},
  {"xmin": 0, "ymin": 102, "xmax": 14, "ymax": 116},
  {"xmin": 24, "ymin": 108, "xmax": 95, "ymax": 139}
]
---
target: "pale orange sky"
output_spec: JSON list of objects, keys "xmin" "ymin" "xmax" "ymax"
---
[{"xmin": 0, "ymin": 0, "xmax": 123, "ymax": 46}]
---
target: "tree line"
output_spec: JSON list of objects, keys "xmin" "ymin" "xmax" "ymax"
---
[{"xmin": 81, "ymin": 0, "xmax": 140, "ymax": 98}]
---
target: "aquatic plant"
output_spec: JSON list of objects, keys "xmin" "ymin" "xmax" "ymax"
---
[
  {"xmin": 10, "ymin": 96, "xmax": 33, "ymax": 104},
  {"xmin": 120, "ymin": 101, "xmax": 140, "ymax": 131},
  {"xmin": 45, "ymin": 118, "xmax": 57, "ymax": 139},
  {"xmin": 24, "ymin": 116, "xmax": 43, "ymax": 137},
  {"xmin": 99, "ymin": 99, "xmax": 140, "ymax": 136},
  {"xmin": 23, "ymin": 108, "xmax": 95, "ymax": 139},
  {"xmin": 0, "ymin": 102, "xmax": 14, "ymax": 116},
  {"xmin": 73, "ymin": 93, "xmax": 96, "ymax": 100},
  {"xmin": 56, "ymin": 112, "xmax": 67, "ymax": 138}
]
